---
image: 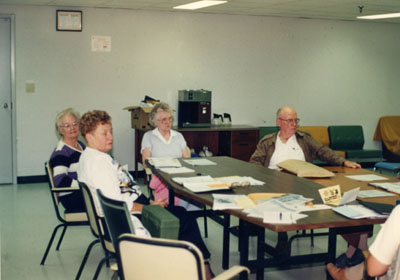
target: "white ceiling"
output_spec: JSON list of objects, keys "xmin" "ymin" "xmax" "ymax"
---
[{"xmin": 2, "ymin": 0, "xmax": 400, "ymax": 24}]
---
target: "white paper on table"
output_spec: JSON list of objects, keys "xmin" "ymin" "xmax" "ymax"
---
[
  {"xmin": 263, "ymin": 211, "xmax": 308, "ymax": 224},
  {"xmin": 182, "ymin": 158, "xmax": 217, "ymax": 166},
  {"xmin": 182, "ymin": 182, "xmax": 231, "ymax": 193},
  {"xmin": 244, "ymin": 199, "xmax": 297, "ymax": 219},
  {"xmin": 339, "ymin": 187, "xmax": 360, "ymax": 205},
  {"xmin": 172, "ymin": 175, "xmax": 215, "ymax": 185},
  {"xmin": 333, "ymin": 205, "xmax": 388, "ymax": 219},
  {"xmin": 357, "ymin": 190, "xmax": 396, "ymax": 198},
  {"xmin": 158, "ymin": 167, "xmax": 195, "ymax": 174},
  {"xmin": 149, "ymin": 157, "xmax": 181, "ymax": 168},
  {"xmin": 215, "ymin": 176, "xmax": 265, "ymax": 186},
  {"xmin": 212, "ymin": 194, "xmax": 253, "ymax": 210},
  {"xmin": 346, "ymin": 174, "xmax": 388, "ymax": 182},
  {"xmin": 275, "ymin": 194, "xmax": 313, "ymax": 209},
  {"xmin": 297, "ymin": 204, "xmax": 332, "ymax": 212},
  {"xmin": 369, "ymin": 182, "xmax": 400, "ymax": 195}
]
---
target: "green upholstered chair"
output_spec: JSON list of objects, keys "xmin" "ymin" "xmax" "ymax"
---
[
  {"xmin": 258, "ymin": 126, "xmax": 279, "ymax": 140},
  {"xmin": 328, "ymin": 125, "xmax": 382, "ymax": 162}
]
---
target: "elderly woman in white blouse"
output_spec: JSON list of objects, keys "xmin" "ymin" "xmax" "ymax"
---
[{"xmin": 141, "ymin": 102, "xmax": 190, "ymax": 206}]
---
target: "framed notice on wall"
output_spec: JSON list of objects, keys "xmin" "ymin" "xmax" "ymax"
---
[{"xmin": 56, "ymin": 10, "xmax": 82, "ymax": 31}]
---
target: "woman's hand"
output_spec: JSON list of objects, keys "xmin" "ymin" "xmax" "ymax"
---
[
  {"xmin": 150, "ymin": 199, "xmax": 168, "ymax": 208},
  {"xmin": 131, "ymin": 202, "xmax": 144, "ymax": 212}
]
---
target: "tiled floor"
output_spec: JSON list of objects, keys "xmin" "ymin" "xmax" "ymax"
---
[{"xmin": 0, "ymin": 176, "xmax": 387, "ymax": 280}]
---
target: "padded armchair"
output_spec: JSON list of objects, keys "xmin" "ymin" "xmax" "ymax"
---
[
  {"xmin": 328, "ymin": 125, "xmax": 382, "ymax": 161},
  {"xmin": 117, "ymin": 233, "xmax": 250, "ymax": 280},
  {"xmin": 40, "ymin": 161, "xmax": 88, "ymax": 265},
  {"xmin": 258, "ymin": 126, "xmax": 279, "ymax": 140}
]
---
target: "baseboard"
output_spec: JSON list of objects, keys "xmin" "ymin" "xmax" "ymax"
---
[
  {"xmin": 17, "ymin": 175, "xmax": 48, "ymax": 184},
  {"xmin": 17, "ymin": 170, "xmax": 145, "ymax": 184}
]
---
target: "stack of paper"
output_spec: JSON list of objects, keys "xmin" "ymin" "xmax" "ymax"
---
[
  {"xmin": 357, "ymin": 190, "xmax": 395, "ymax": 198},
  {"xmin": 212, "ymin": 194, "xmax": 255, "ymax": 210},
  {"xmin": 263, "ymin": 211, "xmax": 307, "ymax": 224},
  {"xmin": 346, "ymin": 174, "xmax": 388, "ymax": 182},
  {"xmin": 182, "ymin": 158, "xmax": 217, "ymax": 166},
  {"xmin": 172, "ymin": 176, "xmax": 230, "ymax": 193},
  {"xmin": 214, "ymin": 176, "xmax": 265, "ymax": 186},
  {"xmin": 158, "ymin": 167, "xmax": 195, "ymax": 174},
  {"xmin": 243, "ymin": 194, "xmax": 312, "ymax": 223},
  {"xmin": 149, "ymin": 157, "xmax": 181, "ymax": 168},
  {"xmin": 369, "ymin": 182, "xmax": 400, "ymax": 195},
  {"xmin": 333, "ymin": 205, "xmax": 388, "ymax": 219}
]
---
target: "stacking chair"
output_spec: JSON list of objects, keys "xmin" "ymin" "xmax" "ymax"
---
[
  {"xmin": 117, "ymin": 233, "xmax": 250, "ymax": 280},
  {"xmin": 75, "ymin": 182, "xmax": 115, "ymax": 280},
  {"xmin": 96, "ymin": 189, "xmax": 136, "ymax": 248},
  {"xmin": 40, "ymin": 161, "xmax": 88, "ymax": 265}
]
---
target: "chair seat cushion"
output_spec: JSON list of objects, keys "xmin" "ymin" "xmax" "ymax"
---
[
  {"xmin": 64, "ymin": 212, "xmax": 88, "ymax": 222},
  {"xmin": 345, "ymin": 149, "xmax": 382, "ymax": 158}
]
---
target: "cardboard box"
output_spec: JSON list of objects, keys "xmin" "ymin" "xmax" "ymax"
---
[{"xmin": 124, "ymin": 106, "xmax": 153, "ymax": 130}]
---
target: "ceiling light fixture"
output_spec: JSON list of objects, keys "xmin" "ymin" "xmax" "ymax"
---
[
  {"xmin": 174, "ymin": 0, "xmax": 227, "ymax": 10},
  {"xmin": 357, "ymin": 12, "xmax": 400, "ymax": 20}
]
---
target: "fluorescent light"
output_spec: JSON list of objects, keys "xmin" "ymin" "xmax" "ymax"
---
[
  {"xmin": 174, "ymin": 1, "xmax": 227, "ymax": 10},
  {"xmin": 357, "ymin": 13, "xmax": 400, "ymax": 20}
]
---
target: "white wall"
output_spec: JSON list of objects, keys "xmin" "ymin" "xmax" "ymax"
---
[{"xmin": 1, "ymin": 5, "xmax": 399, "ymax": 176}]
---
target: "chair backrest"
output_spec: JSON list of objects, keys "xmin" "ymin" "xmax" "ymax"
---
[
  {"xmin": 328, "ymin": 125, "xmax": 365, "ymax": 150},
  {"xmin": 258, "ymin": 126, "xmax": 280, "ymax": 140},
  {"xmin": 298, "ymin": 126, "xmax": 330, "ymax": 147},
  {"xmin": 96, "ymin": 189, "xmax": 135, "ymax": 250},
  {"xmin": 79, "ymin": 181, "xmax": 104, "ymax": 238},
  {"xmin": 44, "ymin": 161, "xmax": 64, "ymax": 221},
  {"xmin": 117, "ymin": 233, "xmax": 205, "ymax": 280}
]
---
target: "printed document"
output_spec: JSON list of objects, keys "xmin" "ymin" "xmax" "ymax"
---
[{"xmin": 346, "ymin": 174, "xmax": 388, "ymax": 182}]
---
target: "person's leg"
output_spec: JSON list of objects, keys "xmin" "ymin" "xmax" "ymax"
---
[
  {"xmin": 169, "ymin": 206, "xmax": 211, "ymax": 259},
  {"xmin": 59, "ymin": 192, "xmax": 86, "ymax": 213},
  {"xmin": 336, "ymin": 233, "xmax": 368, "ymax": 268}
]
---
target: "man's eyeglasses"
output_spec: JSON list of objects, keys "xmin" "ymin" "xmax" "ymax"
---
[
  {"xmin": 59, "ymin": 122, "xmax": 78, "ymax": 129},
  {"xmin": 279, "ymin": 118, "xmax": 300, "ymax": 124}
]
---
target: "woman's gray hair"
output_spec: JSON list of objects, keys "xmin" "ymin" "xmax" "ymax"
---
[
  {"xmin": 149, "ymin": 102, "xmax": 174, "ymax": 126},
  {"xmin": 55, "ymin": 107, "xmax": 80, "ymax": 135}
]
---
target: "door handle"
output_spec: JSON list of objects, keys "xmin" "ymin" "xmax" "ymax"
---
[{"xmin": 3, "ymin": 102, "xmax": 8, "ymax": 109}]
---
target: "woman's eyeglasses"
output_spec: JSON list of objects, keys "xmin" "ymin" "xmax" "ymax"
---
[
  {"xmin": 158, "ymin": 117, "xmax": 173, "ymax": 123},
  {"xmin": 60, "ymin": 122, "xmax": 78, "ymax": 129}
]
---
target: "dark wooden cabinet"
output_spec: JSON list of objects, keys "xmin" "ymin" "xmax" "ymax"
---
[
  {"xmin": 134, "ymin": 125, "xmax": 259, "ymax": 178},
  {"xmin": 220, "ymin": 130, "xmax": 259, "ymax": 162}
]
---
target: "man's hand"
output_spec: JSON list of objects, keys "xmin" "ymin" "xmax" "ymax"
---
[{"xmin": 344, "ymin": 160, "xmax": 361, "ymax": 169}]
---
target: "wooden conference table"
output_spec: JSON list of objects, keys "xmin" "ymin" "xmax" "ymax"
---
[{"xmin": 149, "ymin": 156, "xmax": 400, "ymax": 280}]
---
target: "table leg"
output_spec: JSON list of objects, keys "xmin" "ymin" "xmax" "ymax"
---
[
  {"xmin": 256, "ymin": 227, "xmax": 266, "ymax": 280},
  {"xmin": 167, "ymin": 188, "xmax": 175, "ymax": 210},
  {"xmin": 327, "ymin": 228, "xmax": 338, "ymax": 280},
  {"xmin": 239, "ymin": 219, "xmax": 249, "ymax": 268},
  {"xmin": 222, "ymin": 214, "xmax": 230, "ymax": 269}
]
